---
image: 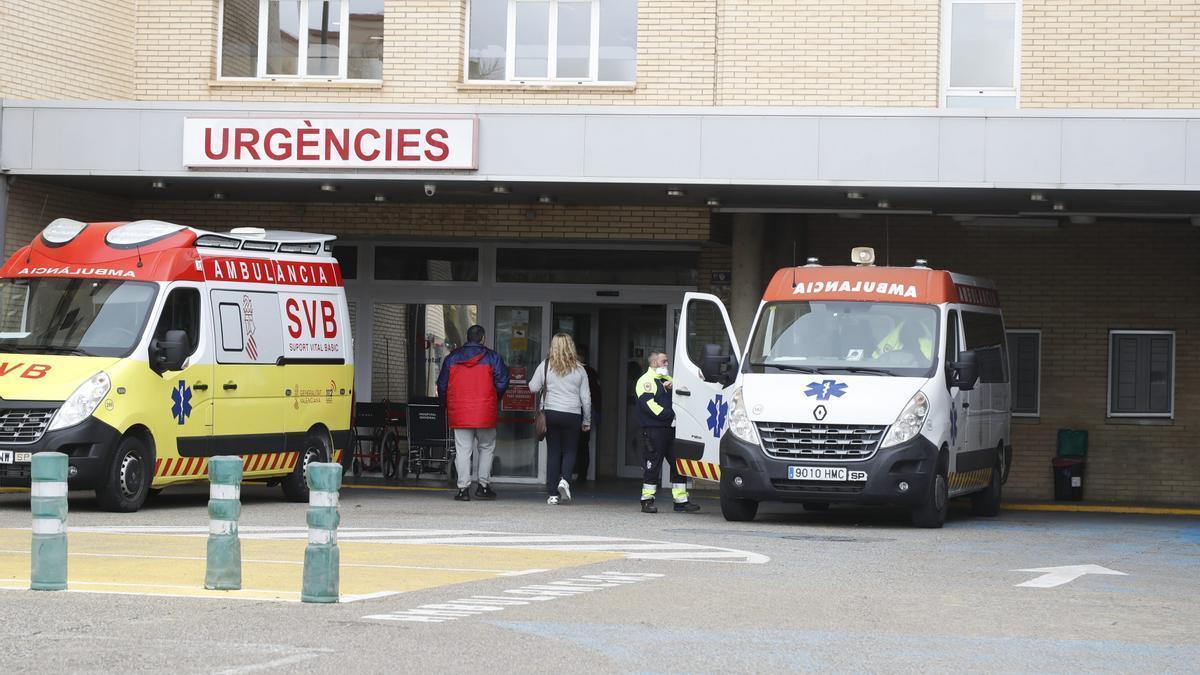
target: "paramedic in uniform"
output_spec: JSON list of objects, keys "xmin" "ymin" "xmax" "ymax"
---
[{"xmin": 634, "ymin": 352, "xmax": 700, "ymax": 514}]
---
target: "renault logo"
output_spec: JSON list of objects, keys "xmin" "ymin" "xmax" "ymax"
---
[{"xmin": 813, "ymin": 405, "xmax": 827, "ymax": 421}]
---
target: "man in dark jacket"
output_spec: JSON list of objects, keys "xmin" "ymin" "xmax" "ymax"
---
[{"xmin": 437, "ymin": 325, "xmax": 509, "ymax": 501}]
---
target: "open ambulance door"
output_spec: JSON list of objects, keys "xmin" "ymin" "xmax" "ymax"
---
[{"xmin": 672, "ymin": 292, "xmax": 742, "ymax": 482}]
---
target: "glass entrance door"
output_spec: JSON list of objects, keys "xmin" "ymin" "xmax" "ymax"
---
[
  {"xmin": 493, "ymin": 304, "xmax": 549, "ymax": 483},
  {"xmin": 618, "ymin": 307, "xmax": 669, "ymax": 478}
]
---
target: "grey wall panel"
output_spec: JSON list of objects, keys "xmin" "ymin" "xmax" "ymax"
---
[
  {"xmin": 1061, "ymin": 119, "xmax": 1187, "ymax": 185},
  {"xmin": 985, "ymin": 118, "xmax": 1061, "ymax": 184},
  {"xmin": 1188, "ymin": 121, "xmax": 1200, "ymax": 185},
  {"xmin": 938, "ymin": 118, "xmax": 986, "ymax": 183},
  {"xmin": 699, "ymin": 116, "xmax": 819, "ymax": 181},
  {"xmin": 583, "ymin": 116, "xmax": 702, "ymax": 179},
  {"xmin": 818, "ymin": 118, "xmax": 940, "ymax": 182},
  {"xmin": 479, "ymin": 115, "xmax": 586, "ymax": 177},
  {"xmin": 138, "ymin": 111, "xmax": 187, "ymax": 172},
  {"xmin": 32, "ymin": 109, "xmax": 140, "ymax": 171},
  {"xmin": 0, "ymin": 107, "xmax": 34, "ymax": 170}
]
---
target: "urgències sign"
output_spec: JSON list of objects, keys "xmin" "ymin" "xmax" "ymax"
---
[{"xmin": 183, "ymin": 117, "xmax": 478, "ymax": 169}]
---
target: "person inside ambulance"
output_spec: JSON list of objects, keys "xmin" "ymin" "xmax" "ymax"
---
[{"xmin": 872, "ymin": 318, "xmax": 934, "ymax": 366}]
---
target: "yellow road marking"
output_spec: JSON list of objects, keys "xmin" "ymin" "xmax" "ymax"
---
[
  {"xmin": 0, "ymin": 529, "xmax": 618, "ymax": 603},
  {"xmin": 1002, "ymin": 503, "xmax": 1200, "ymax": 517}
]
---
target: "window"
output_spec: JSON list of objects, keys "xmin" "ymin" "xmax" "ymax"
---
[
  {"xmin": 219, "ymin": 0, "xmax": 384, "ymax": 80},
  {"xmin": 374, "ymin": 246, "xmax": 480, "ymax": 282},
  {"xmin": 1109, "ymin": 331, "xmax": 1174, "ymax": 418},
  {"xmin": 332, "ymin": 245, "xmax": 358, "ymax": 280},
  {"xmin": 684, "ymin": 297, "xmax": 734, "ymax": 382},
  {"xmin": 218, "ymin": 303, "xmax": 245, "ymax": 352},
  {"xmin": 962, "ymin": 311, "xmax": 1008, "ymax": 384},
  {"xmin": 467, "ymin": 0, "xmax": 637, "ymax": 83},
  {"xmin": 496, "ymin": 248, "xmax": 697, "ymax": 285},
  {"xmin": 942, "ymin": 0, "xmax": 1019, "ymax": 108},
  {"xmin": 1006, "ymin": 329, "xmax": 1040, "ymax": 416},
  {"xmin": 154, "ymin": 288, "xmax": 202, "ymax": 357}
]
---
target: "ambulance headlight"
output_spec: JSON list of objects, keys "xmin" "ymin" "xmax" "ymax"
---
[
  {"xmin": 880, "ymin": 391, "xmax": 929, "ymax": 449},
  {"xmin": 49, "ymin": 372, "xmax": 111, "ymax": 431},
  {"xmin": 728, "ymin": 387, "xmax": 759, "ymax": 445}
]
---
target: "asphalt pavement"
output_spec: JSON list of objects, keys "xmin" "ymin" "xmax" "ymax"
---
[{"xmin": 0, "ymin": 481, "xmax": 1197, "ymax": 673}]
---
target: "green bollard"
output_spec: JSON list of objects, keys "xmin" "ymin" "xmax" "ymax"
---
[
  {"xmin": 30, "ymin": 452, "xmax": 68, "ymax": 591},
  {"xmin": 301, "ymin": 462, "xmax": 341, "ymax": 603},
  {"xmin": 205, "ymin": 456, "xmax": 243, "ymax": 590}
]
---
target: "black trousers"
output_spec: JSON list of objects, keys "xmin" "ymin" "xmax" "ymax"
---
[
  {"xmin": 575, "ymin": 429, "xmax": 591, "ymax": 481},
  {"xmin": 641, "ymin": 426, "xmax": 684, "ymax": 486},
  {"xmin": 545, "ymin": 410, "xmax": 581, "ymax": 495}
]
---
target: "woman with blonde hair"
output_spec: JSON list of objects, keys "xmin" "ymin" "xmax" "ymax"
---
[{"xmin": 529, "ymin": 333, "xmax": 592, "ymax": 505}]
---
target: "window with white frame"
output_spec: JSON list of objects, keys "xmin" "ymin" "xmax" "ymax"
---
[
  {"xmin": 1109, "ymin": 330, "xmax": 1174, "ymax": 418},
  {"xmin": 1006, "ymin": 329, "xmax": 1040, "ymax": 416},
  {"xmin": 942, "ymin": 0, "xmax": 1019, "ymax": 108},
  {"xmin": 466, "ymin": 0, "xmax": 637, "ymax": 83},
  {"xmin": 219, "ymin": 0, "xmax": 384, "ymax": 80}
]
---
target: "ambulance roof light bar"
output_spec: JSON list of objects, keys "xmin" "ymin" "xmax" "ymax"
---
[
  {"xmin": 852, "ymin": 247, "xmax": 876, "ymax": 266},
  {"xmin": 194, "ymin": 228, "xmax": 335, "ymax": 255}
]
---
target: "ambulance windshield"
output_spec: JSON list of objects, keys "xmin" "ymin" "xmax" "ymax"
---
[
  {"xmin": 747, "ymin": 301, "xmax": 939, "ymax": 378},
  {"xmin": 0, "ymin": 278, "xmax": 158, "ymax": 357}
]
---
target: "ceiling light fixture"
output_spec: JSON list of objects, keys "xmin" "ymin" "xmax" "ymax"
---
[
  {"xmin": 877, "ymin": 200, "xmax": 890, "ymax": 209},
  {"xmin": 320, "ymin": 183, "xmax": 337, "ymax": 192},
  {"xmin": 492, "ymin": 185, "xmax": 510, "ymax": 194},
  {"xmin": 210, "ymin": 192, "xmax": 225, "ymax": 200},
  {"xmin": 150, "ymin": 179, "xmax": 167, "ymax": 190},
  {"xmin": 373, "ymin": 193, "xmax": 387, "ymax": 203},
  {"xmin": 538, "ymin": 195, "xmax": 554, "ymax": 204},
  {"xmin": 1052, "ymin": 201, "xmax": 1066, "ymax": 211},
  {"xmin": 666, "ymin": 189, "xmax": 686, "ymax": 197},
  {"xmin": 846, "ymin": 191, "xmax": 864, "ymax": 200},
  {"xmin": 1030, "ymin": 192, "xmax": 1046, "ymax": 202},
  {"xmin": 706, "ymin": 198, "xmax": 721, "ymax": 207}
]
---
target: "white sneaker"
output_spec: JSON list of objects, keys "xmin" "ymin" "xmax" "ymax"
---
[
  {"xmin": 547, "ymin": 496, "xmax": 560, "ymax": 505},
  {"xmin": 557, "ymin": 478, "xmax": 572, "ymax": 503}
]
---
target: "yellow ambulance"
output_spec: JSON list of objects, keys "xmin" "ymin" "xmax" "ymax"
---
[{"xmin": 0, "ymin": 219, "xmax": 353, "ymax": 511}]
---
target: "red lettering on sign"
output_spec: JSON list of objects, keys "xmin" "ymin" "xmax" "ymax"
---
[
  {"xmin": 354, "ymin": 129, "xmax": 380, "ymax": 161},
  {"xmin": 20, "ymin": 364, "xmax": 50, "ymax": 379},
  {"xmin": 325, "ymin": 128, "xmax": 349, "ymax": 161},
  {"xmin": 425, "ymin": 128, "xmax": 449, "ymax": 161},
  {"xmin": 285, "ymin": 298, "xmax": 302, "ymax": 338},
  {"xmin": 264, "ymin": 128, "xmax": 291, "ymax": 160},
  {"xmin": 303, "ymin": 300, "xmax": 318, "ymax": 337},
  {"xmin": 0, "ymin": 362, "xmax": 24, "ymax": 376},
  {"xmin": 234, "ymin": 128, "xmax": 261, "ymax": 160},
  {"xmin": 205, "ymin": 128, "xmax": 230, "ymax": 160},
  {"xmin": 398, "ymin": 129, "xmax": 420, "ymax": 161},
  {"xmin": 321, "ymin": 301, "xmax": 338, "ymax": 338},
  {"xmin": 296, "ymin": 125, "xmax": 319, "ymax": 161}
]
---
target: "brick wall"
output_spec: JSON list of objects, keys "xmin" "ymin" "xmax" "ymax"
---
[
  {"xmin": 371, "ymin": 303, "xmax": 409, "ymax": 403},
  {"xmin": 129, "ymin": 200, "xmax": 711, "ymax": 241},
  {"xmin": 1023, "ymin": 0, "xmax": 1200, "ymax": 108},
  {"xmin": 134, "ymin": 0, "xmax": 718, "ymax": 105},
  {"xmin": 0, "ymin": 0, "xmax": 135, "ymax": 100},
  {"xmin": 715, "ymin": 0, "xmax": 940, "ymax": 106},
  {"xmin": 3, "ymin": 180, "xmax": 132, "ymax": 256},
  {"xmin": 795, "ymin": 215, "xmax": 1199, "ymax": 505}
]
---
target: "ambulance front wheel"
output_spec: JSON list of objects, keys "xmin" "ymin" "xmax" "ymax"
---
[
  {"xmin": 96, "ymin": 435, "xmax": 152, "ymax": 513},
  {"xmin": 282, "ymin": 430, "xmax": 330, "ymax": 502},
  {"xmin": 911, "ymin": 452, "xmax": 949, "ymax": 528},
  {"xmin": 720, "ymin": 473, "xmax": 759, "ymax": 522}
]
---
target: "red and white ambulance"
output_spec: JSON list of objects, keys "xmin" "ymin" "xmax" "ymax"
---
[
  {"xmin": 671, "ymin": 248, "xmax": 1011, "ymax": 527},
  {"xmin": 0, "ymin": 219, "xmax": 353, "ymax": 511}
]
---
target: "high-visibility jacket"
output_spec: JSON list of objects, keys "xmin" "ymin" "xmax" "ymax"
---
[
  {"xmin": 635, "ymin": 367, "xmax": 674, "ymax": 428},
  {"xmin": 872, "ymin": 322, "xmax": 933, "ymax": 361}
]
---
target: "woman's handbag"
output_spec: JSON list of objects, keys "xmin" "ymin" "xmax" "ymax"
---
[{"xmin": 534, "ymin": 360, "xmax": 549, "ymax": 441}]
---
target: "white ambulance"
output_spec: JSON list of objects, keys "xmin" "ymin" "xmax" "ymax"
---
[
  {"xmin": 671, "ymin": 248, "xmax": 1011, "ymax": 527},
  {"xmin": 0, "ymin": 219, "xmax": 353, "ymax": 511}
]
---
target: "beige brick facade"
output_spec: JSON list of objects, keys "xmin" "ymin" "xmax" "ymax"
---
[
  {"xmin": 1022, "ymin": 0, "xmax": 1200, "ymax": 108},
  {"xmin": 0, "ymin": 0, "xmax": 135, "ymax": 100},
  {"xmin": 2, "ymin": 0, "xmax": 1197, "ymax": 108}
]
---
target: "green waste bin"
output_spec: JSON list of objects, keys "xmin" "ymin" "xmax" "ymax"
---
[{"xmin": 1056, "ymin": 429, "xmax": 1088, "ymax": 458}]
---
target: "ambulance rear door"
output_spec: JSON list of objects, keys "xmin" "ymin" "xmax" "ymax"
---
[{"xmin": 672, "ymin": 292, "xmax": 741, "ymax": 476}]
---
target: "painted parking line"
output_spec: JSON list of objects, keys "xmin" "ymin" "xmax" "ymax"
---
[
  {"xmin": 0, "ymin": 528, "xmax": 618, "ymax": 603},
  {"xmin": 79, "ymin": 526, "xmax": 771, "ymax": 564}
]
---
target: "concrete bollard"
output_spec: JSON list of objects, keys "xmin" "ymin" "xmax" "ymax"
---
[
  {"xmin": 205, "ymin": 456, "xmax": 243, "ymax": 590},
  {"xmin": 301, "ymin": 462, "xmax": 341, "ymax": 603},
  {"xmin": 30, "ymin": 452, "xmax": 68, "ymax": 591}
]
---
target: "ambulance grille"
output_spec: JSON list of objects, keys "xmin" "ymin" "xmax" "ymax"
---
[
  {"xmin": 756, "ymin": 422, "xmax": 886, "ymax": 461},
  {"xmin": 0, "ymin": 409, "xmax": 56, "ymax": 444}
]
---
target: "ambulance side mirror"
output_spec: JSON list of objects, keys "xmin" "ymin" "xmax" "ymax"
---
[
  {"xmin": 700, "ymin": 343, "xmax": 738, "ymax": 386},
  {"xmin": 949, "ymin": 350, "xmax": 979, "ymax": 391},
  {"xmin": 151, "ymin": 329, "xmax": 189, "ymax": 373}
]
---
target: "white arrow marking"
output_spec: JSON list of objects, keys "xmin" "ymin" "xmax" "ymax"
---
[{"xmin": 1013, "ymin": 564, "xmax": 1128, "ymax": 588}]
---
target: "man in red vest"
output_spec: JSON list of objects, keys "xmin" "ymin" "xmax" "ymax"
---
[{"xmin": 437, "ymin": 325, "xmax": 509, "ymax": 501}]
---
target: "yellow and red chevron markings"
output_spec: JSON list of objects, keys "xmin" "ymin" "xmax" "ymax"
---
[
  {"xmin": 676, "ymin": 459, "xmax": 721, "ymax": 481},
  {"xmin": 153, "ymin": 449, "xmax": 343, "ymax": 481}
]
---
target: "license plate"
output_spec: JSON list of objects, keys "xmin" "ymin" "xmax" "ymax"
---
[
  {"xmin": 15, "ymin": 452, "xmax": 30, "ymax": 462},
  {"xmin": 0, "ymin": 451, "xmax": 11, "ymax": 464},
  {"xmin": 789, "ymin": 466, "xmax": 846, "ymax": 481},
  {"xmin": 0, "ymin": 451, "xmax": 31, "ymax": 464}
]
